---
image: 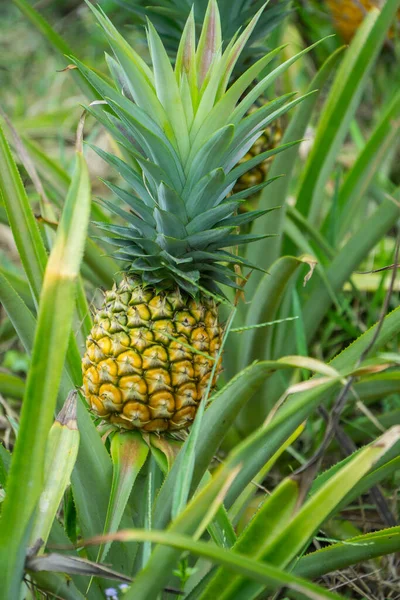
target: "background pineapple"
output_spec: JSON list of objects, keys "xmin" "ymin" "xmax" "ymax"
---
[
  {"xmin": 326, "ymin": 0, "xmax": 400, "ymax": 42},
  {"xmin": 232, "ymin": 97, "xmax": 284, "ymax": 194},
  {"xmin": 80, "ymin": 1, "xmax": 299, "ymax": 432},
  {"xmin": 117, "ymin": 0, "xmax": 291, "ymax": 195}
]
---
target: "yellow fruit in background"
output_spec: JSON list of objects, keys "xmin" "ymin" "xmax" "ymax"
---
[
  {"xmin": 326, "ymin": 0, "xmax": 399, "ymax": 42},
  {"xmin": 233, "ymin": 114, "xmax": 283, "ymax": 195}
]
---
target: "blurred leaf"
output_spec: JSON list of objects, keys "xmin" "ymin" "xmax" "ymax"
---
[
  {"xmin": 0, "ymin": 265, "xmax": 35, "ymax": 311},
  {"xmin": 2, "ymin": 349, "xmax": 29, "ymax": 375},
  {"xmin": 247, "ymin": 45, "xmax": 345, "ymax": 294},
  {"xmin": 0, "ymin": 272, "xmax": 37, "ymax": 353},
  {"xmin": 27, "ymin": 553, "xmax": 131, "ymax": 582},
  {"xmin": 0, "ymin": 445, "xmax": 11, "ymax": 487},
  {"xmin": 13, "ymin": 0, "xmax": 99, "ymax": 99},
  {"xmin": 296, "ymin": 0, "xmax": 400, "ymax": 224},
  {"xmin": 0, "ymin": 151, "xmax": 91, "ymax": 597},
  {"xmin": 21, "ymin": 136, "xmax": 70, "ymax": 197},
  {"xmin": 25, "ymin": 571, "xmax": 85, "ymax": 600},
  {"xmin": 0, "ymin": 124, "xmax": 47, "ymax": 301},
  {"xmin": 338, "ymin": 89, "xmax": 400, "ymax": 236},
  {"xmin": 29, "ymin": 392, "xmax": 80, "ymax": 551},
  {"xmin": 0, "ymin": 371, "xmax": 25, "ymax": 400},
  {"xmin": 302, "ymin": 194, "xmax": 400, "ymax": 343},
  {"xmin": 240, "ymin": 255, "xmax": 317, "ymax": 371}
]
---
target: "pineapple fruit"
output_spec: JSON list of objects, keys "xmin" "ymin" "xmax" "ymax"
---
[
  {"xmin": 80, "ymin": 0, "xmax": 299, "ymax": 432},
  {"xmin": 83, "ymin": 281, "xmax": 221, "ymax": 432},
  {"xmin": 326, "ymin": 0, "xmax": 399, "ymax": 42}
]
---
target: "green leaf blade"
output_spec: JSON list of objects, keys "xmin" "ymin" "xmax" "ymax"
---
[{"xmin": 0, "ymin": 152, "xmax": 91, "ymax": 597}]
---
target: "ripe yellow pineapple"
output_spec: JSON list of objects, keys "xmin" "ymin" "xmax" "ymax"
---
[
  {"xmin": 83, "ymin": 280, "xmax": 221, "ymax": 432},
  {"xmin": 79, "ymin": 1, "xmax": 301, "ymax": 431}
]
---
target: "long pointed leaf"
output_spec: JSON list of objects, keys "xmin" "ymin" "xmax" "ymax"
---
[
  {"xmin": 0, "ymin": 151, "xmax": 91, "ymax": 598},
  {"xmin": 296, "ymin": 1, "xmax": 400, "ymax": 223}
]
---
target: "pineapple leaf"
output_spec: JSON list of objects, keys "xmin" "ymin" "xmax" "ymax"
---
[
  {"xmin": 132, "ymin": 155, "xmax": 176, "ymax": 196},
  {"xmin": 105, "ymin": 53, "xmax": 135, "ymax": 102},
  {"xmin": 186, "ymin": 168, "xmax": 227, "ymax": 218},
  {"xmin": 194, "ymin": 263, "xmax": 245, "ymax": 281},
  {"xmin": 154, "ymin": 207, "xmax": 187, "ymax": 239},
  {"xmin": 186, "ymin": 250, "xmax": 268, "ymax": 274},
  {"xmin": 216, "ymin": 0, "xmax": 270, "ymax": 98},
  {"xmin": 199, "ymin": 478, "xmax": 300, "ymax": 599},
  {"xmin": 226, "ymin": 140, "xmax": 302, "ymax": 186},
  {"xmin": 234, "ymin": 430, "xmax": 400, "ymax": 600},
  {"xmin": 106, "ymin": 97, "xmax": 185, "ymax": 192},
  {"xmin": 87, "ymin": 144, "xmax": 154, "ymax": 207},
  {"xmin": 85, "ymin": 2, "xmax": 154, "ymax": 84},
  {"xmin": 179, "ymin": 73, "xmax": 195, "ymax": 127},
  {"xmin": 85, "ymin": 4, "xmax": 174, "ymax": 142},
  {"xmin": 99, "ymin": 180, "xmax": 156, "ymax": 225},
  {"xmin": 224, "ymin": 93, "xmax": 298, "ymax": 170},
  {"xmin": 233, "ymin": 92, "xmax": 297, "ymax": 144},
  {"xmin": 221, "ymin": 207, "xmax": 279, "ymax": 228},
  {"xmin": 99, "ymin": 198, "xmax": 156, "ymax": 239},
  {"xmin": 158, "ymin": 182, "xmax": 188, "ymax": 224},
  {"xmin": 98, "ymin": 430, "xmax": 149, "ymax": 564},
  {"xmin": 201, "ymin": 271, "xmax": 243, "ymax": 290},
  {"xmin": 231, "ymin": 37, "xmax": 331, "ymax": 124},
  {"xmin": 186, "ymin": 227, "xmax": 234, "ymax": 249},
  {"xmin": 189, "ymin": 1, "xmax": 270, "ymax": 144},
  {"xmin": 186, "ymin": 201, "xmax": 239, "ymax": 235},
  {"xmin": 195, "ymin": 0, "xmax": 222, "ymax": 88},
  {"xmin": 157, "ymin": 234, "xmax": 189, "ymax": 256},
  {"xmin": 72, "ymin": 57, "xmax": 164, "ymax": 140},
  {"xmin": 175, "ymin": 7, "xmax": 197, "ymax": 107},
  {"xmin": 208, "ymin": 232, "xmax": 274, "ymax": 250},
  {"xmin": 184, "ymin": 124, "xmax": 235, "ymax": 190},
  {"xmin": 146, "ymin": 19, "xmax": 190, "ymax": 160},
  {"xmin": 73, "ymin": 0, "xmax": 311, "ymax": 295},
  {"xmin": 94, "ymin": 224, "xmax": 160, "ymax": 255},
  {"xmin": 189, "ymin": 46, "xmax": 285, "ymax": 156},
  {"xmin": 237, "ymin": 91, "xmax": 317, "ymax": 155}
]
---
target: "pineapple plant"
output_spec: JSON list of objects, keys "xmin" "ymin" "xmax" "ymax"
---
[
  {"xmin": 80, "ymin": 0, "xmax": 301, "ymax": 432},
  {"xmin": 118, "ymin": 0, "xmax": 291, "ymax": 195},
  {"xmin": 2, "ymin": 2, "xmax": 400, "ymax": 598}
]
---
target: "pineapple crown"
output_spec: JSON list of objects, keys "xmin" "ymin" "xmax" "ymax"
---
[
  {"xmin": 76, "ymin": 0, "xmax": 309, "ymax": 297},
  {"xmin": 116, "ymin": 0, "xmax": 292, "ymax": 73}
]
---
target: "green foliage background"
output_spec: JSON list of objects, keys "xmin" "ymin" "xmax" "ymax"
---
[{"xmin": 0, "ymin": 1, "xmax": 400, "ymax": 599}]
